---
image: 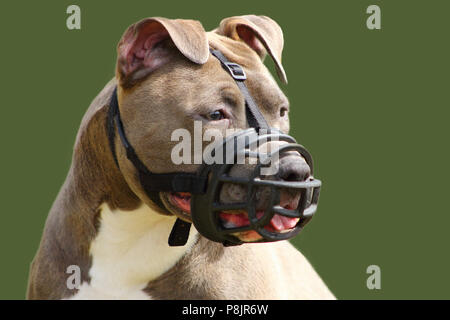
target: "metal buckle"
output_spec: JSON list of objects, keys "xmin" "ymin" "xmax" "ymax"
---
[{"xmin": 223, "ymin": 62, "xmax": 247, "ymax": 81}]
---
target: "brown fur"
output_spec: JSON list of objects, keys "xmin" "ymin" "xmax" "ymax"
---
[{"xmin": 27, "ymin": 80, "xmax": 142, "ymax": 299}]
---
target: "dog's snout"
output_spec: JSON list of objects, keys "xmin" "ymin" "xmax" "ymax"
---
[{"xmin": 278, "ymin": 155, "xmax": 311, "ymax": 182}]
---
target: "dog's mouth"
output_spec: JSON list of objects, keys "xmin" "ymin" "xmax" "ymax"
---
[
  {"xmin": 169, "ymin": 192, "xmax": 192, "ymax": 215},
  {"xmin": 164, "ymin": 191, "xmax": 300, "ymax": 242}
]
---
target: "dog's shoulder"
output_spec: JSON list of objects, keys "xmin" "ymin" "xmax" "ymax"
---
[
  {"xmin": 75, "ymin": 77, "xmax": 116, "ymax": 146},
  {"xmin": 145, "ymin": 236, "xmax": 334, "ymax": 299}
]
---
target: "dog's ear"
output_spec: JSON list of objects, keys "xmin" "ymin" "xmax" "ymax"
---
[
  {"xmin": 214, "ymin": 15, "xmax": 287, "ymax": 84},
  {"xmin": 117, "ymin": 17, "xmax": 209, "ymax": 88}
]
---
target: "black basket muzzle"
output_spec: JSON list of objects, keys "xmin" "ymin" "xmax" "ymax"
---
[{"xmin": 191, "ymin": 128, "xmax": 321, "ymax": 245}]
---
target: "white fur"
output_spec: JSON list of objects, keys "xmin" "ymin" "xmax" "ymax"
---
[{"xmin": 69, "ymin": 203, "xmax": 198, "ymax": 300}]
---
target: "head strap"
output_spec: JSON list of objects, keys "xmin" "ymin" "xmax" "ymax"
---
[{"xmin": 210, "ymin": 49, "xmax": 269, "ymax": 131}]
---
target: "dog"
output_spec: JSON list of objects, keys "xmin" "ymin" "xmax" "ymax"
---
[{"xmin": 27, "ymin": 15, "xmax": 335, "ymax": 300}]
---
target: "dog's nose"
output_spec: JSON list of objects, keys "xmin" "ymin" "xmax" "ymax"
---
[{"xmin": 277, "ymin": 155, "xmax": 311, "ymax": 182}]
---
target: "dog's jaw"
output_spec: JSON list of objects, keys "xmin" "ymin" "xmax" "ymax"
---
[
  {"xmin": 162, "ymin": 190, "xmax": 302, "ymax": 243},
  {"xmin": 68, "ymin": 202, "xmax": 198, "ymax": 300}
]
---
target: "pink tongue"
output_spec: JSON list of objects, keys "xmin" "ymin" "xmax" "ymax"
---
[
  {"xmin": 219, "ymin": 211, "xmax": 298, "ymax": 231},
  {"xmin": 219, "ymin": 212, "xmax": 250, "ymax": 227},
  {"xmin": 171, "ymin": 194, "xmax": 191, "ymax": 213},
  {"xmin": 269, "ymin": 214, "xmax": 299, "ymax": 231}
]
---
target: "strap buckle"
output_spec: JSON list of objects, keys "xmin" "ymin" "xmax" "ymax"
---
[{"xmin": 223, "ymin": 62, "xmax": 247, "ymax": 81}]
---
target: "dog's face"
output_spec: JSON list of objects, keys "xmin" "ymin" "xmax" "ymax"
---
[{"xmin": 114, "ymin": 16, "xmax": 310, "ymax": 242}]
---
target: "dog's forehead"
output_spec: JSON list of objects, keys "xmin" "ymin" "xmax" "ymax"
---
[{"xmin": 118, "ymin": 31, "xmax": 288, "ymax": 126}]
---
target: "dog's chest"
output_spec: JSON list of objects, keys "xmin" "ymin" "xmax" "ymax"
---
[{"xmin": 69, "ymin": 203, "xmax": 198, "ymax": 300}]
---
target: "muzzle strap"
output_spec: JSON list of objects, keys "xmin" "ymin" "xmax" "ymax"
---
[
  {"xmin": 210, "ymin": 49, "xmax": 269, "ymax": 131},
  {"xmin": 108, "ymin": 87, "xmax": 207, "ymax": 193},
  {"xmin": 107, "ymin": 87, "xmax": 204, "ymax": 246},
  {"xmin": 168, "ymin": 217, "xmax": 192, "ymax": 246}
]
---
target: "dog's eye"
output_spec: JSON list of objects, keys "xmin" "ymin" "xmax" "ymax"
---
[
  {"xmin": 207, "ymin": 110, "xmax": 226, "ymax": 121},
  {"xmin": 280, "ymin": 107, "xmax": 288, "ymax": 117}
]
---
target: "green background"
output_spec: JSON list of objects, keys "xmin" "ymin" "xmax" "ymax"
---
[{"xmin": 0, "ymin": 0, "xmax": 448, "ymax": 299}]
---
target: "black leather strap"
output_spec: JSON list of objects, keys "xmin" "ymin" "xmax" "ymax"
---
[
  {"xmin": 168, "ymin": 218, "xmax": 192, "ymax": 246},
  {"xmin": 210, "ymin": 49, "xmax": 269, "ymax": 131},
  {"xmin": 108, "ymin": 87, "xmax": 207, "ymax": 195},
  {"xmin": 107, "ymin": 88, "xmax": 204, "ymax": 247}
]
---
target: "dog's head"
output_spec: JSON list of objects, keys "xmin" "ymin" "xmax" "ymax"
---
[{"xmin": 112, "ymin": 16, "xmax": 314, "ymax": 242}]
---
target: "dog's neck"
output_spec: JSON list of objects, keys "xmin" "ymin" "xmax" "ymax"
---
[
  {"xmin": 71, "ymin": 91, "xmax": 141, "ymax": 212},
  {"xmin": 67, "ymin": 84, "xmax": 199, "ymax": 298}
]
